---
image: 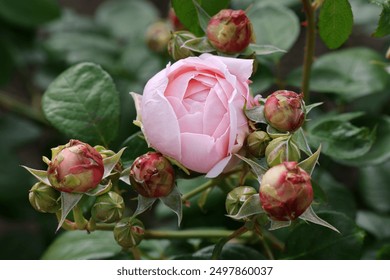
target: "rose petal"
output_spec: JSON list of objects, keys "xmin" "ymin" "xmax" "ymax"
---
[
  {"xmin": 203, "ymin": 88, "xmax": 228, "ymax": 136},
  {"xmin": 178, "ymin": 112, "xmax": 203, "ymax": 134},
  {"xmin": 142, "ymin": 90, "xmax": 181, "ymax": 160},
  {"xmin": 180, "ymin": 133, "xmax": 221, "ymax": 173},
  {"xmin": 209, "ymin": 54, "xmax": 253, "ymax": 83},
  {"xmin": 206, "ymin": 155, "xmax": 232, "ymax": 178}
]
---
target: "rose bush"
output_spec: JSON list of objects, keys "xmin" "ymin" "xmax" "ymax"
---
[{"xmin": 133, "ymin": 54, "xmax": 253, "ymax": 177}]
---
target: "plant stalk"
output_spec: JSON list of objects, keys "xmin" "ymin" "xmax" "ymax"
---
[
  {"xmin": 0, "ymin": 90, "xmax": 48, "ymax": 125},
  {"xmin": 301, "ymin": 0, "xmax": 316, "ymax": 103}
]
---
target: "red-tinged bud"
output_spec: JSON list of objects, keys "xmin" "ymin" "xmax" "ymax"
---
[
  {"xmin": 206, "ymin": 9, "xmax": 254, "ymax": 54},
  {"xmin": 145, "ymin": 21, "xmax": 172, "ymax": 53},
  {"xmin": 114, "ymin": 217, "xmax": 145, "ymax": 248},
  {"xmin": 47, "ymin": 140, "xmax": 104, "ymax": 193},
  {"xmin": 264, "ymin": 90, "xmax": 305, "ymax": 132},
  {"xmin": 130, "ymin": 152, "xmax": 175, "ymax": 198},
  {"xmin": 259, "ymin": 162, "xmax": 313, "ymax": 221}
]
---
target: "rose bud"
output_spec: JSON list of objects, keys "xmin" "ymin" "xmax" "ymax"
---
[
  {"xmin": 265, "ymin": 136, "xmax": 301, "ymax": 167},
  {"xmin": 246, "ymin": 131, "xmax": 271, "ymax": 158},
  {"xmin": 145, "ymin": 21, "xmax": 172, "ymax": 53},
  {"xmin": 91, "ymin": 191, "xmax": 125, "ymax": 223},
  {"xmin": 264, "ymin": 90, "xmax": 305, "ymax": 132},
  {"xmin": 167, "ymin": 31, "xmax": 196, "ymax": 61},
  {"xmin": 29, "ymin": 182, "xmax": 60, "ymax": 213},
  {"xmin": 259, "ymin": 162, "xmax": 313, "ymax": 221},
  {"xmin": 226, "ymin": 186, "xmax": 257, "ymax": 216},
  {"xmin": 47, "ymin": 139, "xmax": 104, "ymax": 193},
  {"xmin": 114, "ymin": 217, "xmax": 145, "ymax": 248},
  {"xmin": 129, "ymin": 152, "xmax": 175, "ymax": 198},
  {"xmin": 206, "ymin": 9, "xmax": 255, "ymax": 54}
]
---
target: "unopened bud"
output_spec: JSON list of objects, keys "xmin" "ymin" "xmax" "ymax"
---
[
  {"xmin": 145, "ymin": 21, "xmax": 172, "ymax": 53},
  {"xmin": 226, "ymin": 186, "xmax": 257, "ymax": 216},
  {"xmin": 91, "ymin": 191, "xmax": 125, "ymax": 223},
  {"xmin": 47, "ymin": 140, "xmax": 104, "ymax": 193},
  {"xmin": 114, "ymin": 217, "xmax": 145, "ymax": 248},
  {"xmin": 264, "ymin": 90, "xmax": 305, "ymax": 132},
  {"xmin": 29, "ymin": 182, "xmax": 60, "ymax": 213},
  {"xmin": 265, "ymin": 137, "xmax": 301, "ymax": 167},
  {"xmin": 247, "ymin": 131, "xmax": 271, "ymax": 158},
  {"xmin": 130, "ymin": 152, "xmax": 175, "ymax": 198},
  {"xmin": 167, "ymin": 31, "xmax": 196, "ymax": 61},
  {"xmin": 260, "ymin": 162, "xmax": 313, "ymax": 221},
  {"xmin": 206, "ymin": 9, "xmax": 254, "ymax": 54}
]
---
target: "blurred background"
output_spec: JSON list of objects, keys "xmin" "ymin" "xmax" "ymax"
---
[{"xmin": 0, "ymin": 0, "xmax": 389, "ymax": 259}]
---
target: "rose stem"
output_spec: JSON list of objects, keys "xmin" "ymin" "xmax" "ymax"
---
[
  {"xmin": 301, "ymin": 0, "xmax": 316, "ymax": 104},
  {"xmin": 211, "ymin": 226, "xmax": 249, "ymax": 260},
  {"xmin": 0, "ymin": 90, "xmax": 48, "ymax": 125},
  {"xmin": 181, "ymin": 179, "xmax": 217, "ymax": 202}
]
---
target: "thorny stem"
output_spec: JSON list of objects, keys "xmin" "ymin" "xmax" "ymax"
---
[
  {"xmin": 301, "ymin": 0, "xmax": 316, "ymax": 103},
  {"xmin": 0, "ymin": 90, "xmax": 48, "ymax": 125}
]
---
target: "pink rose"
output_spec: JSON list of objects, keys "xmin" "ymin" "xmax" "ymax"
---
[{"xmin": 132, "ymin": 54, "xmax": 253, "ymax": 177}]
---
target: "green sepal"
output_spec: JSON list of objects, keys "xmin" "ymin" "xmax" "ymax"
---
[
  {"xmin": 160, "ymin": 186, "xmax": 183, "ymax": 226},
  {"xmin": 304, "ymin": 102, "xmax": 323, "ymax": 115},
  {"xmin": 244, "ymin": 105, "xmax": 267, "ymax": 124},
  {"xmin": 165, "ymin": 155, "xmax": 191, "ymax": 176},
  {"xmin": 119, "ymin": 166, "xmax": 131, "ymax": 185},
  {"xmin": 182, "ymin": 37, "xmax": 216, "ymax": 53},
  {"xmin": 21, "ymin": 166, "xmax": 51, "ymax": 186},
  {"xmin": 57, "ymin": 192, "xmax": 83, "ymax": 232},
  {"xmin": 85, "ymin": 180, "xmax": 112, "ymax": 196},
  {"xmin": 269, "ymin": 220, "xmax": 291, "ymax": 231},
  {"xmin": 226, "ymin": 193, "xmax": 264, "ymax": 221},
  {"xmin": 266, "ymin": 125, "xmax": 290, "ymax": 139},
  {"xmin": 292, "ymin": 128, "xmax": 313, "ymax": 156},
  {"xmin": 299, "ymin": 206, "xmax": 340, "ymax": 233},
  {"xmin": 234, "ymin": 154, "xmax": 267, "ymax": 180},
  {"xmin": 298, "ymin": 145, "xmax": 321, "ymax": 175},
  {"xmin": 133, "ymin": 195, "xmax": 157, "ymax": 217},
  {"xmin": 192, "ymin": 0, "xmax": 210, "ymax": 33},
  {"xmin": 244, "ymin": 44, "xmax": 286, "ymax": 56},
  {"xmin": 102, "ymin": 147, "xmax": 126, "ymax": 179}
]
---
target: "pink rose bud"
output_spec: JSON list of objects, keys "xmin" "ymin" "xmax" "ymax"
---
[
  {"xmin": 206, "ymin": 9, "xmax": 254, "ymax": 54},
  {"xmin": 259, "ymin": 162, "xmax": 313, "ymax": 221},
  {"xmin": 47, "ymin": 140, "xmax": 104, "ymax": 193},
  {"xmin": 264, "ymin": 90, "xmax": 305, "ymax": 132},
  {"xmin": 145, "ymin": 21, "xmax": 172, "ymax": 53},
  {"xmin": 129, "ymin": 152, "xmax": 175, "ymax": 198}
]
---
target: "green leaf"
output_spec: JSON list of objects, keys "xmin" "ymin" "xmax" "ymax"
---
[
  {"xmin": 247, "ymin": 3, "xmax": 299, "ymax": 59},
  {"xmin": 175, "ymin": 243, "xmax": 265, "ymax": 260},
  {"xmin": 192, "ymin": 0, "xmax": 211, "ymax": 33},
  {"xmin": 0, "ymin": 41, "xmax": 14, "ymax": 86},
  {"xmin": 372, "ymin": 1, "xmax": 390, "ymax": 37},
  {"xmin": 44, "ymin": 32, "xmax": 120, "ymax": 72},
  {"xmin": 95, "ymin": 0, "xmax": 158, "ymax": 41},
  {"xmin": 0, "ymin": 0, "xmax": 60, "ymax": 28},
  {"xmin": 287, "ymin": 48, "xmax": 389, "ymax": 101},
  {"xmin": 172, "ymin": 0, "xmax": 229, "ymax": 36},
  {"xmin": 318, "ymin": 0, "xmax": 353, "ymax": 49},
  {"xmin": 307, "ymin": 112, "xmax": 376, "ymax": 160},
  {"xmin": 283, "ymin": 211, "xmax": 365, "ymax": 259},
  {"xmin": 359, "ymin": 161, "xmax": 390, "ymax": 213},
  {"xmin": 337, "ymin": 116, "xmax": 390, "ymax": 166},
  {"xmin": 120, "ymin": 132, "xmax": 150, "ymax": 167},
  {"xmin": 42, "ymin": 62, "xmax": 120, "ymax": 146},
  {"xmin": 42, "ymin": 230, "xmax": 121, "ymax": 260},
  {"xmin": 357, "ymin": 211, "xmax": 390, "ymax": 240}
]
